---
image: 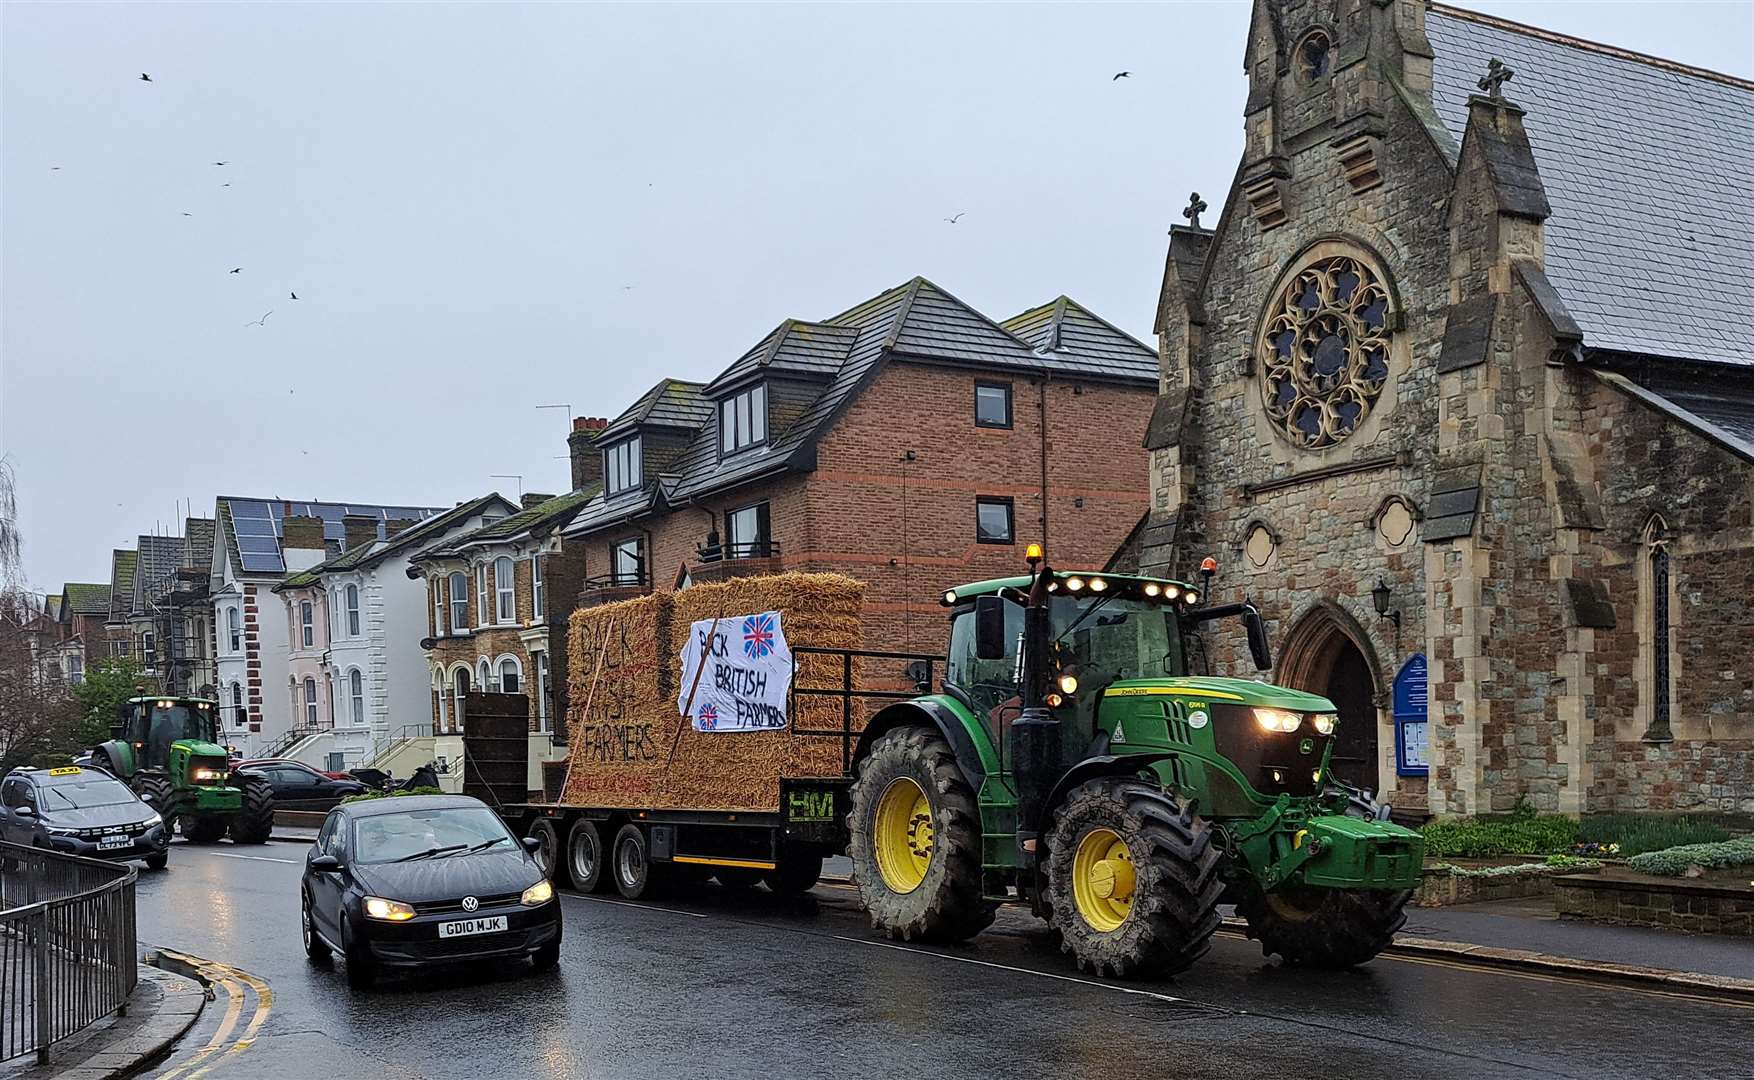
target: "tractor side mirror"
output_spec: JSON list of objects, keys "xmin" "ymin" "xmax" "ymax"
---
[
  {"xmin": 1244, "ymin": 608, "xmax": 1273, "ymax": 671},
  {"xmin": 973, "ymin": 595, "xmax": 1008, "ymax": 661},
  {"xmin": 309, "ymin": 854, "xmax": 342, "ymax": 873},
  {"xmin": 109, "ymin": 724, "xmax": 125, "ymax": 741}
]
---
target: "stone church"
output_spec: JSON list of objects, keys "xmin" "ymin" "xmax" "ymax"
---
[{"xmin": 1134, "ymin": 1, "xmax": 1754, "ymax": 817}]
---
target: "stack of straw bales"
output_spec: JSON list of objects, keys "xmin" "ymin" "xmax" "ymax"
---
[{"xmin": 561, "ymin": 573, "xmax": 866, "ymax": 812}]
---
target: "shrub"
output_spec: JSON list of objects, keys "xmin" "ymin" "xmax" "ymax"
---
[
  {"xmin": 1625, "ymin": 836, "xmax": 1754, "ymax": 878},
  {"xmin": 1576, "ymin": 813, "xmax": 1735, "ymax": 856},
  {"xmin": 341, "ymin": 786, "xmax": 445, "ymax": 804},
  {"xmin": 1421, "ymin": 811, "xmax": 1579, "ymax": 857}
]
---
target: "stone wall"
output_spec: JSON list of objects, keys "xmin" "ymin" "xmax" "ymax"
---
[{"xmin": 1555, "ymin": 875, "xmax": 1754, "ymax": 936}]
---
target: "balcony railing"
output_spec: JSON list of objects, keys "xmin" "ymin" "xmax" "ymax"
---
[
  {"xmin": 582, "ymin": 568, "xmax": 651, "ymax": 590},
  {"xmin": 695, "ymin": 539, "xmax": 780, "ymax": 563}
]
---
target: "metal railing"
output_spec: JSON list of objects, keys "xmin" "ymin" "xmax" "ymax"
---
[
  {"xmin": 0, "ymin": 842, "xmax": 138, "ymax": 1065},
  {"xmin": 789, "ymin": 646, "xmax": 943, "ymax": 774},
  {"xmin": 259, "ymin": 725, "xmax": 322, "ymax": 760},
  {"xmin": 695, "ymin": 538, "xmax": 781, "ymax": 563}
]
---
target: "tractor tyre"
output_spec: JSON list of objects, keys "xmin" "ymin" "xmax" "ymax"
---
[
  {"xmin": 183, "ymin": 815, "xmax": 228, "ymax": 844},
  {"xmin": 848, "ymin": 727, "xmax": 994, "ymax": 943},
  {"xmin": 1044, "ymin": 778, "xmax": 1224, "ymax": 979},
  {"xmin": 765, "ymin": 851, "xmax": 824, "ymax": 895},
  {"xmin": 527, "ymin": 819, "xmax": 567, "ymax": 887},
  {"xmin": 228, "ymin": 775, "xmax": 275, "ymax": 845},
  {"xmin": 134, "ymin": 775, "xmax": 175, "ymax": 824},
  {"xmin": 1235, "ymin": 885, "xmax": 1409, "ymax": 969}
]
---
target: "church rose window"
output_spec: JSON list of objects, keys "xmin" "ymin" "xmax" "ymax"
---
[{"xmin": 1258, "ymin": 254, "xmax": 1391, "ymax": 449}]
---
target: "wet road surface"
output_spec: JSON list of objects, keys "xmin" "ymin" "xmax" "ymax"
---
[{"xmin": 133, "ymin": 841, "xmax": 1754, "ymax": 1080}]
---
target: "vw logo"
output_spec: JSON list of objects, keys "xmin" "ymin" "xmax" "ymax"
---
[{"xmin": 461, "ymin": 896, "xmax": 479, "ymax": 913}]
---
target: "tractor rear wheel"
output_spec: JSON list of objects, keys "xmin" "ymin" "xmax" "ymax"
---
[
  {"xmin": 1044, "ymin": 778, "xmax": 1224, "ymax": 979},
  {"xmin": 848, "ymin": 727, "xmax": 994, "ymax": 943},
  {"xmin": 228, "ymin": 775, "xmax": 274, "ymax": 844}
]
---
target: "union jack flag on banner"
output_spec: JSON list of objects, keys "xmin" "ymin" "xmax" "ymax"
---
[
  {"xmin": 677, "ymin": 609, "xmax": 793, "ymax": 732},
  {"xmin": 742, "ymin": 613, "xmax": 777, "ymax": 659}
]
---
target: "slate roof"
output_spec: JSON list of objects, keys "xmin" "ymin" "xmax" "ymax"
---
[
  {"xmin": 564, "ymin": 276, "xmax": 1152, "ymax": 537},
  {"xmin": 1427, "ymin": 4, "xmax": 1754, "ymax": 369},
  {"xmin": 107, "ymin": 550, "xmax": 136, "ymax": 621},
  {"xmin": 412, "ymin": 487, "xmax": 602, "ymax": 562},
  {"xmin": 1002, "ymin": 297, "xmax": 1158, "ymax": 381},
  {"xmin": 63, "ymin": 583, "xmax": 109, "ymax": 617},
  {"xmin": 272, "ymin": 495, "xmax": 515, "ymax": 590},
  {"xmin": 215, "ymin": 496, "xmax": 447, "ymax": 578},
  {"xmin": 132, "ymin": 535, "xmax": 184, "ymax": 611},
  {"xmin": 184, "ymin": 518, "xmax": 215, "ymax": 571}
]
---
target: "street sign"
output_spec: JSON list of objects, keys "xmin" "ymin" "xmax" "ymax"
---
[{"xmin": 1392, "ymin": 653, "xmax": 1429, "ymax": 776}]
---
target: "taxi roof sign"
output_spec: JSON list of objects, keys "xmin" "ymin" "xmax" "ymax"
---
[{"xmin": 46, "ymin": 766, "xmax": 84, "ymax": 776}]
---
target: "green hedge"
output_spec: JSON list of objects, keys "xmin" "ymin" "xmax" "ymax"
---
[
  {"xmin": 1420, "ymin": 811, "xmax": 1579, "ymax": 857},
  {"xmin": 341, "ymin": 786, "xmax": 445, "ymax": 804},
  {"xmin": 1576, "ymin": 813, "xmax": 1733, "ymax": 856},
  {"xmin": 1626, "ymin": 836, "xmax": 1754, "ymax": 878}
]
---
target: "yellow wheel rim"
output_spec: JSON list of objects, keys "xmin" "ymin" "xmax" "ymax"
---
[
  {"xmin": 1071, "ymin": 828, "xmax": 1136, "ymax": 933},
  {"xmin": 873, "ymin": 777, "xmax": 934, "ymax": 894}
]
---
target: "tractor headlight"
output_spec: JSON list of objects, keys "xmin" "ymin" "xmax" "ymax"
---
[
  {"xmin": 1057, "ymin": 674, "xmax": 1079, "ymax": 694},
  {"xmin": 363, "ymin": 896, "xmax": 416, "ymax": 922},
  {"xmin": 1311, "ymin": 713, "xmax": 1337, "ymax": 735},
  {"xmin": 1253, "ymin": 707, "xmax": 1302, "ymax": 733},
  {"xmin": 190, "ymin": 767, "xmax": 222, "ymax": 783},
  {"xmin": 521, "ymin": 880, "xmax": 554, "ymax": 907}
]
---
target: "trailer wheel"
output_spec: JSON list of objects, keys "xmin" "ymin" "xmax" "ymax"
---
[
  {"xmin": 528, "ymin": 819, "xmax": 567, "ymax": 887},
  {"xmin": 712, "ymin": 868, "xmax": 763, "ymax": 890},
  {"xmin": 766, "ymin": 852, "xmax": 823, "ymax": 895},
  {"xmin": 567, "ymin": 819, "xmax": 607, "ymax": 894},
  {"xmin": 611, "ymin": 823, "xmax": 661, "ymax": 900},
  {"xmin": 1044, "ymin": 778, "xmax": 1223, "ymax": 979},
  {"xmin": 849, "ymin": 726, "xmax": 994, "ymax": 943}
]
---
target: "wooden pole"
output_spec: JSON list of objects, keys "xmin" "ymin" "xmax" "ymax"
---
[{"xmin": 557, "ymin": 617, "xmax": 613, "ymax": 803}]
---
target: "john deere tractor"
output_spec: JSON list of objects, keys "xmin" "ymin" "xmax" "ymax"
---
[
  {"xmin": 847, "ymin": 549, "xmax": 1423, "ymax": 978},
  {"xmin": 89, "ymin": 696, "xmax": 275, "ymax": 845}
]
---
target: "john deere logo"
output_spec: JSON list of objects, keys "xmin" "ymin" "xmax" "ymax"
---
[
  {"xmin": 1299, "ymin": 738, "xmax": 1315, "ymax": 755},
  {"xmin": 461, "ymin": 896, "xmax": 479, "ymax": 913}
]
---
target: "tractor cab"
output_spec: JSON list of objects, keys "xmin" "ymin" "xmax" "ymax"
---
[{"xmin": 112, "ymin": 697, "xmax": 226, "ymax": 769}]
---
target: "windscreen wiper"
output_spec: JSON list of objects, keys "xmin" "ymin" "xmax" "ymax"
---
[
  {"xmin": 456, "ymin": 836, "xmax": 510, "ymax": 856},
  {"xmin": 393, "ymin": 843, "xmax": 467, "ymax": 862},
  {"xmin": 1055, "ymin": 593, "xmax": 1117, "ymax": 644}
]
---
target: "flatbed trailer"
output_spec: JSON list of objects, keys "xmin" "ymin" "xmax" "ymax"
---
[{"xmin": 486, "ymin": 646, "xmax": 942, "ymax": 898}]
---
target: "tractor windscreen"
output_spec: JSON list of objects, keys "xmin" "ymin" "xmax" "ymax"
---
[
  {"xmin": 1051, "ymin": 596, "xmax": 1185, "ymax": 694},
  {"xmin": 147, "ymin": 704, "xmax": 217, "ymax": 758}
]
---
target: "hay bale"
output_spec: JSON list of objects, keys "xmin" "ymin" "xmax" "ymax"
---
[{"xmin": 560, "ymin": 573, "xmax": 870, "ymax": 812}]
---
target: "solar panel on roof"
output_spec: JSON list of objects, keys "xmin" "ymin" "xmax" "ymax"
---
[
  {"xmin": 237, "ymin": 536, "xmax": 279, "ymax": 554},
  {"xmin": 239, "ymin": 554, "xmax": 284, "ymax": 573}
]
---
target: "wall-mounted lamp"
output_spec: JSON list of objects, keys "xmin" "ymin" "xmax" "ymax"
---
[{"xmin": 1372, "ymin": 577, "xmax": 1401, "ymax": 653}]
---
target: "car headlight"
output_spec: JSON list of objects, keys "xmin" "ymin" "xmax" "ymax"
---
[
  {"xmin": 1253, "ymin": 707, "xmax": 1302, "ymax": 733},
  {"xmin": 362, "ymin": 896, "xmax": 416, "ymax": 922},
  {"xmin": 44, "ymin": 825, "xmax": 79, "ymax": 836},
  {"xmin": 521, "ymin": 880, "xmax": 554, "ymax": 907},
  {"xmin": 1311, "ymin": 713, "xmax": 1337, "ymax": 735},
  {"xmin": 143, "ymin": 812, "xmax": 163, "ymax": 827}
]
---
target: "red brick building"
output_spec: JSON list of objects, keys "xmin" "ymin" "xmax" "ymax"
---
[{"xmin": 559, "ymin": 277, "xmax": 1158, "ymax": 655}]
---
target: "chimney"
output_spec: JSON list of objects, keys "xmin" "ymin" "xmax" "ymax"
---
[
  {"xmin": 282, "ymin": 515, "xmax": 327, "ymax": 572},
  {"xmin": 569, "ymin": 417, "xmax": 609, "ymax": 492},
  {"xmin": 521, "ymin": 493, "xmax": 556, "ymax": 510},
  {"xmin": 342, "ymin": 514, "xmax": 379, "ymax": 551},
  {"xmin": 385, "ymin": 518, "xmax": 417, "ymax": 537}
]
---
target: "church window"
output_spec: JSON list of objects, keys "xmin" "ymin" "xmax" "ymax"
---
[
  {"xmin": 1641, "ymin": 515, "xmax": 1675, "ymax": 742},
  {"xmin": 1298, "ymin": 31, "xmax": 1332, "ymax": 81},
  {"xmin": 1258, "ymin": 254, "xmax": 1393, "ymax": 450}
]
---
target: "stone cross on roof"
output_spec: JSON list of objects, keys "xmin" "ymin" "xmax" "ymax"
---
[
  {"xmin": 1182, "ymin": 192, "xmax": 1208, "ymax": 230},
  {"xmin": 1478, "ymin": 57, "xmax": 1515, "ymax": 100}
]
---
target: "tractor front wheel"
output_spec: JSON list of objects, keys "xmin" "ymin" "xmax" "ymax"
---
[
  {"xmin": 848, "ymin": 727, "xmax": 994, "ymax": 943},
  {"xmin": 1044, "ymin": 778, "xmax": 1224, "ymax": 979},
  {"xmin": 183, "ymin": 815, "xmax": 228, "ymax": 844},
  {"xmin": 1236, "ymin": 885, "xmax": 1409, "ymax": 969},
  {"xmin": 134, "ymin": 775, "xmax": 174, "ymax": 824},
  {"xmin": 229, "ymin": 775, "xmax": 274, "ymax": 844}
]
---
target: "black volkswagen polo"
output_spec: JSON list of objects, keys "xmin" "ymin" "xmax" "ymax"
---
[{"xmin": 301, "ymin": 794, "xmax": 561, "ymax": 988}]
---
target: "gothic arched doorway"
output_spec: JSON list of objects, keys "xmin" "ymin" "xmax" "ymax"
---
[{"xmin": 1279, "ymin": 605, "xmax": 1381, "ymax": 795}]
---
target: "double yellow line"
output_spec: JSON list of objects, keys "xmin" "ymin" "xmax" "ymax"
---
[{"xmin": 153, "ymin": 950, "xmax": 273, "ymax": 1080}]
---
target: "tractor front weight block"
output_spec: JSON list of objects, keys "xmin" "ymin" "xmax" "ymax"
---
[{"xmin": 1295, "ymin": 815, "xmax": 1423, "ymax": 891}]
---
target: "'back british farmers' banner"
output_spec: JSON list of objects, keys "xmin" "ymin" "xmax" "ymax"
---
[{"xmin": 676, "ymin": 611, "xmax": 793, "ymax": 732}]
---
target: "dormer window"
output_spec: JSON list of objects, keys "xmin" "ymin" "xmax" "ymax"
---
[
  {"xmin": 720, "ymin": 384, "xmax": 768, "ymax": 455},
  {"xmin": 605, "ymin": 436, "xmax": 642, "ymax": 493}
]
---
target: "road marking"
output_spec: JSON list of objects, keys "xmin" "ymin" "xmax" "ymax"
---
[
  {"xmin": 152, "ymin": 952, "xmax": 272, "ymax": 1080},
  {"xmin": 835, "ymin": 935, "xmax": 1201, "ymax": 1008},
  {"xmin": 564, "ymin": 893, "xmax": 708, "ymax": 919},
  {"xmin": 206, "ymin": 852, "xmax": 300, "ymax": 865}
]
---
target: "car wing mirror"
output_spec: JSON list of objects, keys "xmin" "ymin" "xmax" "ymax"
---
[
  {"xmin": 521, "ymin": 836, "xmax": 542, "ymax": 853},
  {"xmin": 140, "ymin": 792, "xmax": 156, "ymax": 804},
  {"xmin": 14, "ymin": 806, "xmax": 34, "ymax": 818},
  {"xmin": 309, "ymin": 854, "xmax": 342, "ymax": 873}
]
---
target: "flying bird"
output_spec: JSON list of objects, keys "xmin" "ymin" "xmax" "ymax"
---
[
  {"xmin": 246, "ymin": 310, "xmax": 273, "ymax": 327},
  {"xmin": 50, "ymin": 166, "xmax": 61, "ymax": 171},
  {"xmin": 1112, "ymin": 71, "xmax": 1130, "ymax": 80},
  {"xmin": 221, "ymin": 182, "xmax": 230, "ymax": 187},
  {"xmin": 213, "ymin": 161, "xmax": 229, "ymax": 166},
  {"xmin": 181, "ymin": 212, "xmax": 192, "ymax": 217},
  {"xmin": 944, "ymin": 211, "xmax": 966, "ymax": 224},
  {"xmin": 228, "ymin": 267, "xmax": 242, "ymax": 274},
  {"xmin": 139, "ymin": 73, "xmax": 152, "ymax": 82}
]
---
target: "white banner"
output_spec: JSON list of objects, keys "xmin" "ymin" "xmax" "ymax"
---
[{"xmin": 676, "ymin": 611, "xmax": 793, "ymax": 732}]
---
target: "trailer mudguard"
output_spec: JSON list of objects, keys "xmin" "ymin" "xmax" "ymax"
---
[{"xmin": 852, "ymin": 696, "xmax": 997, "ymax": 792}]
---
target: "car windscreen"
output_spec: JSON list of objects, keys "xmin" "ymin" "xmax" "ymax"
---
[
  {"xmin": 38, "ymin": 775, "xmax": 140, "ymax": 811},
  {"xmin": 351, "ymin": 807, "xmax": 515, "ymax": 864}
]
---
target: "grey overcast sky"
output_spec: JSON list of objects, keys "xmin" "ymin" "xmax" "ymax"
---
[{"xmin": 4, "ymin": 1, "xmax": 1751, "ymax": 593}]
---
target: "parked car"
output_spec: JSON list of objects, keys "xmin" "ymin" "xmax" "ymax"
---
[
  {"xmin": 237, "ymin": 760, "xmax": 369, "ymax": 810},
  {"xmin": 0, "ymin": 765, "xmax": 170, "ymax": 869},
  {"xmin": 300, "ymin": 794, "xmax": 561, "ymax": 988},
  {"xmin": 236, "ymin": 757, "xmax": 353, "ymax": 781}
]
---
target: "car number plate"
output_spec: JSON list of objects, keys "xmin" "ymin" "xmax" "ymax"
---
[
  {"xmin": 98, "ymin": 835, "xmax": 131, "ymax": 850},
  {"xmin": 438, "ymin": 916, "xmax": 507, "ymax": 939}
]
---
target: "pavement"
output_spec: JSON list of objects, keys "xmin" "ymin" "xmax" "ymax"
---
[
  {"xmin": 0, "ymin": 964, "xmax": 205, "ymax": 1080},
  {"xmin": 103, "ymin": 837, "xmax": 1754, "ymax": 1080}
]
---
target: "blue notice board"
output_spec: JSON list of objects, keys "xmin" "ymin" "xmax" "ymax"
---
[{"xmin": 1392, "ymin": 653, "xmax": 1429, "ymax": 776}]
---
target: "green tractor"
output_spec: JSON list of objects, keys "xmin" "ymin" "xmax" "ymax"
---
[
  {"xmin": 847, "ymin": 549, "xmax": 1423, "ymax": 978},
  {"xmin": 89, "ymin": 695, "xmax": 275, "ymax": 845}
]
